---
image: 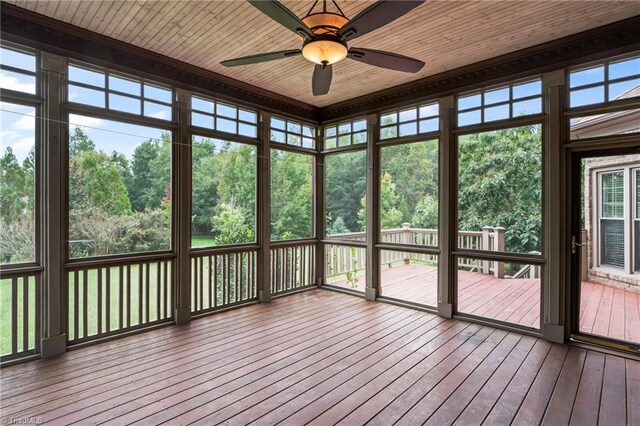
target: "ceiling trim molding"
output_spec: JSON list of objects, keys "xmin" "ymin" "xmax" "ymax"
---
[
  {"xmin": 319, "ymin": 15, "xmax": 640, "ymax": 122},
  {"xmin": 0, "ymin": 3, "xmax": 320, "ymax": 121}
]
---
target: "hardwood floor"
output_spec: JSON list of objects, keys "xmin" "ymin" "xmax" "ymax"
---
[
  {"xmin": 1, "ymin": 290, "xmax": 639, "ymax": 425},
  {"xmin": 331, "ymin": 264, "xmax": 640, "ymax": 342}
]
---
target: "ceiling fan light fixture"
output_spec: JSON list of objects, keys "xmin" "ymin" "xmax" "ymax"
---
[{"xmin": 302, "ymin": 39, "xmax": 348, "ymax": 65}]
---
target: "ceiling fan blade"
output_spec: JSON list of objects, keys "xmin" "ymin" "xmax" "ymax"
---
[
  {"xmin": 221, "ymin": 49, "xmax": 301, "ymax": 67},
  {"xmin": 348, "ymin": 47, "xmax": 424, "ymax": 73},
  {"xmin": 248, "ymin": 0, "xmax": 314, "ymax": 40},
  {"xmin": 312, "ymin": 64, "xmax": 332, "ymax": 96},
  {"xmin": 338, "ymin": 1, "xmax": 425, "ymax": 41}
]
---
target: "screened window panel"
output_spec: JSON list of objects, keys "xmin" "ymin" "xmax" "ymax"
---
[
  {"xmin": 601, "ymin": 219, "xmax": 625, "ymax": 268},
  {"xmin": 601, "ymin": 172, "xmax": 624, "ymax": 218}
]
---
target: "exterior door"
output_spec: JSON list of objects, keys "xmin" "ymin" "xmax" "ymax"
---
[{"xmin": 570, "ymin": 150, "xmax": 640, "ymax": 352}]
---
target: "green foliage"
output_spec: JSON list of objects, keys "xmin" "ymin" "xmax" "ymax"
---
[
  {"xmin": 191, "ymin": 138, "xmax": 256, "ymax": 243},
  {"xmin": 358, "ymin": 172, "xmax": 404, "ymax": 230},
  {"xmin": 0, "ymin": 147, "xmax": 26, "ymax": 225},
  {"xmin": 325, "ymin": 150, "xmax": 366, "ymax": 233},
  {"xmin": 458, "ymin": 126, "xmax": 542, "ymax": 253},
  {"xmin": 128, "ymin": 134, "xmax": 171, "ymax": 212},
  {"xmin": 211, "ymin": 202, "xmax": 254, "ymax": 246},
  {"xmin": 270, "ymin": 149, "xmax": 312, "ymax": 240},
  {"xmin": 412, "ymin": 193, "xmax": 438, "ymax": 229},
  {"xmin": 327, "ymin": 216, "xmax": 349, "ymax": 235},
  {"xmin": 0, "ymin": 146, "xmax": 35, "ymax": 264}
]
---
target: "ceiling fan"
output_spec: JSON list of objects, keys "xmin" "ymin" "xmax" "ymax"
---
[{"xmin": 220, "ymin": 0, "xmax": 426, "ymax": 96}]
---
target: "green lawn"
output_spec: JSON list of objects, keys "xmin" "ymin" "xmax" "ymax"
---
[
  {"xmin": 0, "ymin": 276, "xmax": 37, "ymax": 356},
  {"xmin": 191, "ymin": 234, "xmax": 217, "ymax": 248}
]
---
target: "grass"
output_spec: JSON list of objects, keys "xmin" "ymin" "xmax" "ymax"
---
[
  {"xmin": 0, "ymin": 276, "xmax": 37, "ymax": 356},
  {"xmin": 191, "ymin": 234, "xmax": 217, "ymax": 248}
]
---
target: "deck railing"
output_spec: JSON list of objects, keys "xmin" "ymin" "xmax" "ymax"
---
[
  {"xmin": 270, "ymin": 241, "xmax": 316, "ymax": 295},
  {"xmin": 0, "ymin": 268, "xmax": 40, "ymax": 362},
  {"xmin": 191, "ymin": 247, "xmax": 258, "ymax": 314},
  {"xmin": 326, "ymin": 224, "xmax": 507, "ymax": 278},
  {"xmin": 66, "ymin": 255, "xmax": 174, "ymax": 344}
]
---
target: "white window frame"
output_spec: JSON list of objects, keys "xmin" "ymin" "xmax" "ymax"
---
[{"xmin": 592, "ymin": 163, "xmax": 640, "ymax": 274}]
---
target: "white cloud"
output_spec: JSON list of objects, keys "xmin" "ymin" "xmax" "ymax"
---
[
  {"xmin": 68, "ymin": 114, "xmax": 104, "ymax": 129},
  {"xmin": 0, "ymin": 73, "xmax": 35, "ymax": 94},
  {"xmin": 146, "ymin": 110, "xmax": 169, "ymax": 120},
  {"xmin": 12, "ymin": 110, "xmax": 35, "ymax": 130}
]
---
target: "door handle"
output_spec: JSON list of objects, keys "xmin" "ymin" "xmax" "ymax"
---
[{"xmin": 571, "ymin": 235, "xmax": 584, "ymax": 254}]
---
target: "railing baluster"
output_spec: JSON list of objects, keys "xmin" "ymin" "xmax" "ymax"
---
[
  {"xmin": 119, "ymin": 266, "xmax": 124, "ymax": 330},
  {"xmin": 97, "ymin": 267, "xmax": 103, "ymax": 335},
  {"xmin": 155, "ymin": 262, "xmax": 161, "ymax": 322},
  {"xmin": 198, "ymin": 255, "xmax": 204, "ymax": 311},
  {"xmin": 207, "ymin": 255, "xmax": 212, "ymax": 308},
  {"xmin": 73, "ymin": 270, "xmax": 79, "ymax": 341},
  {"xmin": 22, "ymin": 276, "xmax": 28, "ymax": 352},
  {"xmin": 82, "ymin": 269, "xmax": 88, "ymax": 338},
  {"xmin": 105, "ymin": 267, "xmax": 111, "ymax": 333},
  {"xmin": 11, "ymin": 277, "xmax": 18, "ymax": 355},
  {"xmin": 35, "ymin": 275, "xmax": 40, "ymax": 353},
  {"xmin": 145, "ymin": 262, "xmax": 150, "ymax": 324},
  {"xmin": 127, "ymin": 265, "xmax": 132, "ymax": 327}
]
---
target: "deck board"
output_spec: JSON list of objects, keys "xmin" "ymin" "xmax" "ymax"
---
[
  {"xmin": 1, "ymin": 290, "xmax": 639, "ymax": 425},
  {"xmin": 331, "ymin": 264, "xmax": 640, "ymax": 341}
]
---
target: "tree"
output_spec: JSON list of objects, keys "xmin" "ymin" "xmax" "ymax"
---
[
  {"xmin": 325, "ymin": 150, "xmax": 367, "ymax": 233},
  {"xmin": 270, "ymin": 150, "xmax": 312, "ymax": 240},
  {"xmin": 211, "ymin": 201, "xmax": 254, "ymax": 246},
  {"xmin": 0, "ymin": 147, "xmax": 26, "ymax": 225},
  {"xmin": 412, "ymin": 193, "xmax": 438, "ymax": 229},
  {"xmin": 358, "ymin": 172, "xmax": 403, "ymax": 230},
  {"xmin": 457, "ymin": 126, "xmax": 542, "ymax": 253},
  {"xmin": 127, "ymin": 133, "xmax": 171, "ymax": 212}
]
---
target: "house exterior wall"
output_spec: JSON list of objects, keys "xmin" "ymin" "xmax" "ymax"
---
[{"xmin": 584, "ymin": 154, "xmax": 640, "ymax": 292}]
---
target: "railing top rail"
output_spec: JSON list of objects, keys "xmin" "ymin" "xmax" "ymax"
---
[
  {"xmin": 190, "ymin": 244, "xmax": 261, "ymax": 257},
  {"xmin": 65, "ymin": 252, "xmax": 176, "ymax": 269},
  {"xmin": 269, "ymin": 239, "xmax": 317, "ymax": 249},
  {"xmin": 0, "ymin": 265, "xmax": 44, "ymax": 278}
]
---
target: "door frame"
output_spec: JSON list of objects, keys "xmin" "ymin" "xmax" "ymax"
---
[{"xmin": 568, "ymin": 146, "xmax": 640, "ymax": 353}]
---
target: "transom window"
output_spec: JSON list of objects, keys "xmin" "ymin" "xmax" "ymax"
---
[
  {"xmin": 270, "ymin": 116, "xmax": 315, "ymax": 149},
  {"xmin": 457, "ymin": 80, "xmax": 542, "ymax": 127},
  {"xmin": 67, "ymin": 63, "xmax": 173, "ymax": 121},
  {"xmin": 324, "ymin": 117, "xmax": 367, "ymax": 149},
  {"xmin": 0, "ymin": 45, "xmax": 37, "ymax": 95},
  {"xmin": 191, "ymin": 95, "xmax": 258, "ymax": 138},
  {"xmin": 569, "ymin": 55, "xmax": 640, "ymax": 108},
  {"xmin": 380, "ymin": 102, "xmax": 439, "ymax": 140}
]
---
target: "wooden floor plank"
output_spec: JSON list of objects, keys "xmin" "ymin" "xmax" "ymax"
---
[
  {"xmin": 482, "ymin": 339, "xmax": 552, "ymax": 425},
  {"xmin": 540, "ymin": 346, "xmax": 587, "ymax": 426},
  {"xmin": 598, "ymin": 354, "xmax": 627, "ymax": 426},
  {"xmin": 627, "ymin": 359, "xmax": 640, "ymax": 426},
  {"xmin": 0, "ymin": 289, "xmax": 637, "ymax": 426},
  {"xmin": 569, "ymin": 350, "xmax": 605, "ymax": 426},
  {"xmin": 452, "ymin": 335, "xmax": 537, "ymax": 425},
  {"xmin": 511, "ymin": 344, "xmax": 569, "ymax": 425}
]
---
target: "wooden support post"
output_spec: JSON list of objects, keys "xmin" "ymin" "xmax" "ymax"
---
[
  {"xmin": 174, "ymin": 88, "xmax": 191, "ymax": 324},
  {"xmin": 438, "ymin": 96, "xmax": 455, "ymax": 318},
  {"xmin": 401, "ymin": 222, "xmax": 411, "ymax": 263},
  {"xmin": 258, "ymin": 112, "xmax": 272, "ymax": 302},
  {"xmin": 543, "ymin": 69, "xmax": 566, "ymax": 343},
  {"xmin": 481, "ymin": 226, "xmax": 492, "ymax": 274},
  {"xmin": 493, "ymin": 227, "xmax": 505, "ymax": 278},
  {"xmin": 365, "ymin": 113, "xmax": 380, "ymax": 301},
  {"xmin": 315, "ymin": 128, "xmax": 325, "ymax": 287},
  {"xmin": 40, "ymin": 52, "xmax": 67, "ymax": 358}
]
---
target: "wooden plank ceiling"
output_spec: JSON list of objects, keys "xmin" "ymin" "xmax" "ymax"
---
[{"xmin": 6, "ymin": 1, "xmax": 640, "ymax": 107}]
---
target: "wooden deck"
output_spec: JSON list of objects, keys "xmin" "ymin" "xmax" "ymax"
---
[
  {"xmin": 1, "ymin": 290, "xmax": 639, "ymax": 425},
  {"xmin": 330, "ymin": 264, "xmax": 640, "ymax": 342}
]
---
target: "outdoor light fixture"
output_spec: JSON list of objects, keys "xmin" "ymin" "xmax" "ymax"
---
[{"xmin": 301, "ymin": 38, "xmax": 348, "ymax": 66}]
